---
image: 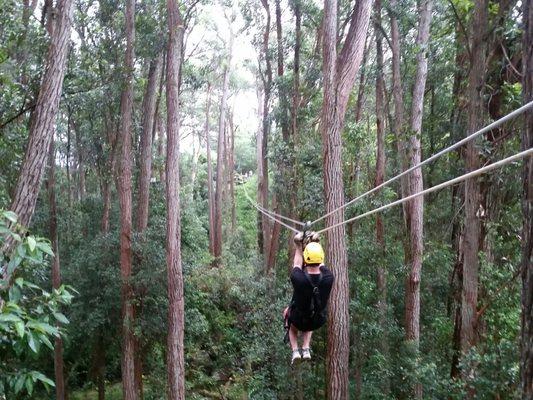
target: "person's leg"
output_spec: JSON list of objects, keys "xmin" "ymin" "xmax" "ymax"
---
[
  {"xmin": 289, "ymin": 325, "xmax": 299, "ymax": 351},
  {"xmin": 302, "ymin": 331, "xmax": 313, "ymax": 349}
]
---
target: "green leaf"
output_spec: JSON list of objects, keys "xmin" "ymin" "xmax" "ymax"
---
[
  {"xmin": 15, "ymin": 321, "xmax": 24, "ymax": 337},
  {"xmin": 27, "ymin": 236, "xmax": 36, "ymax": 252},
  {"xmin": 28, "ymin": 332, "xmax": 39, "ymax": 353},
  {"xmin": 31, "ymin": 371, "xmax": 55, "ymax": 387},
  {"xmin": 3, "ymin": 210, "xmax": 17, "ymax": 223},
  {"xmin": 27, "ymin": 321, "xmax": 58, "ymax": 336},
  {"xmin": 14, "ymin": 374, "xmax": 25, "ymax": 393},
  {"xmin": 37, "ymin": 241, "xmax": 54, "ymax": 256},
  {"xmin": 0, "ymin": 313, "xmax": 22, "ymax": 322},
  {"xmin": 40, "ymin": 333, "xmax": 54, "ymax": 350},
  {"xmin": 15, "ymin": 277, "xmax": 23, "ymax": 287},
  {"xmin": 53, "ymin": 312, "xmax": 69, "ymax": 325},
  {"xmin": 25, "ymin": 376, "xmax": 34, "ymax": 395}
]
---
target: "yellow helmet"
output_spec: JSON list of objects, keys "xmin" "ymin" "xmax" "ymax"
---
[{"xmin": 303, "ymin": 242, "xmax": 325, "ymax": 265}]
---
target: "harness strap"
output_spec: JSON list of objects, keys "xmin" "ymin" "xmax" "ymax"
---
[{"xmin": 303, "ymin": 268, "xmax": 323, "ymax": 314}]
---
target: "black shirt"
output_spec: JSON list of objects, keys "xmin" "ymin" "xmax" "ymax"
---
[{"xmin": 290, "ymin": 265, "xmax": 334, "ymax": 313}]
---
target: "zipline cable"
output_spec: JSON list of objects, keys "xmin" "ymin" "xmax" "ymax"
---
[
  {"xmin": 242, "ymin": 185, "xmax": 302, "ymax": 233},
  {"xmin": 316, "ymin": 147, "xmax": 533, "ymax": 234},
  {"xmin": 310, "ymin": 100, "xmax": 533, "ymax": 226}
]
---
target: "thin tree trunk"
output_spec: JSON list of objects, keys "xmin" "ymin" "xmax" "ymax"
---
[
  {"xmin": 205, "ymin": 84, "xmax": 215, "ymax": 257},
  {"xmin": 137, "ymin": 55, "xmax": 163, "ymax": 232},
  {"xmin": 321, "ymin": 0, "xmax": 373, "ymax": 397},
  {"xmin": 165, "ymin": 1, "xmax": 185, "ymax": 398},
  {"xmin": 73, "ymin": 120, "xmax": 86, "ymax": 202},
  {"xmin": 374, "ymin": 0, "xmax": 388, "ymax": 394},
  {"xmin": 258, "ymin": 0, "xmax": 273, "ymax": 258},
  {"xmin": 404, "ymin": 2, "xmax": 432, "ymax": 398},
  {"xmin": 213, "ymin": 26, "xmax": 233, "ymax": 267},
  {"xmin": 521, "ymin": 0, "xmax": 533, "ymax": 397},
  {"xmin": 461, "ymin": 0, "xmax": 487, "ymax": 394},
  {"xmin": 47, "ymin": 137, "xmax": 65, "ymax": 400},
  {"xmin": 116, "ymin": 0, "xmax": 136, "ymax": 398},
  {"xmin": 5, "ymin": 0, "xmax": 73, "ymax": 251},
  {"xmin": 228, "ymin": 112, "xmax": 236, "ymax": 233},
  {"xmin": 291, "ymin": 0, "xmax": 301, "ymax": 139},
  {"xmin": 388, "ymin": 0, "xmax": 408, "ymax": 212}
]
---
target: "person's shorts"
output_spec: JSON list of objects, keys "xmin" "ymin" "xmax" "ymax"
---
[{"xmin": 288, "ymin": 305, "xmax": 326, "ymax": 332}]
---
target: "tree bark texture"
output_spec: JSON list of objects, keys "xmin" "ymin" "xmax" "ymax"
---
[
  {"xmin": 404, "ymin": 2, "xmax": 432, "ymax": 397},
  {"xmin": 165, "ymin": 1, "xmax": 185, "ymax": 398},
  {"xmin": 115, "ymin": 0, "xmax": 137, "ymax": 398},
  {"xmin": 374, "ymin": 0, "xmax": 388, "ymax": 394},
  {"xmin": 461, "ymin": 0, "xmax": 488, "ymax": 365},
  {"xmin": 521, "ymin": 0, "xmax": 533, "ymax": 397},
  {"xmin": 6, "ymin": 0, "xmax": 73, "ymax": 241},
  {"xmin": 205, "ymin": 84, "xmax": 216, "ymax": 257},
  {"xmin": 258, "ymin": 0, "xmax": 273, "ymax": 257},
  {"xmin": 213, "ymin": 27, "xmax": 233, "ymax": 267},
  {"xmin": 136, "ymin": 55, "xmax": 163, "ymax": 232},
  {"xmin": 321, "ymin": 0, "xmax": 373, "ymax": 398},
  {"xmin": 47, "ymin": 138, "xmax": 65, "ymax": 400}
]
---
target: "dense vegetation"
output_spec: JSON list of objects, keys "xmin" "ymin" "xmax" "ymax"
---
[{"xmin": 0, "ymin": 0, "xmax": 532, "ymax": 398}]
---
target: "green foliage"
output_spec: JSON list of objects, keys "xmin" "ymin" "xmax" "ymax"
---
[{"xmin": 0, "ymin": 211, "xmax": 74, "ymax": 397}]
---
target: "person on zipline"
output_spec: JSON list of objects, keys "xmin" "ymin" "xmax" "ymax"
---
[{"xmin": 283, "ymin": 232, "xmax": 334, "ymax": 364}]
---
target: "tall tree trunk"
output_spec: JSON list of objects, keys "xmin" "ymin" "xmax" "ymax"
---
[
  {"xmin": 291, "ymin": 0, "xmax": 301, "ymax": 139},
  {"xmin": 321, "ymin": 0, "xmax": 373, "ymax": 397},
  {"xmin": 388, "ymin": 0, "xmax": 408, "ymax": 212},
  {"xmin": 205, "ymin": 84, "xmax": 215, "ymax": 257},
  {"xmin": 47, "ymin": 137, "xmax": 65, "ymax": 400},
  {"xmin": 73, "ymin": 120, "xmax": 86, "ymax": 202},
  {"xmin": 5, "ymin": 0, "xmax": 73, "ymax": 250},
  {"xmin": 520, "ymin": 0, "xmax": 533, "ymax": 397},
  {"xmin": 461, "ymin": 0, "xmax": 487, "ymax": 394},
  {"xmin": 213, "ymin": 26, "xmax": 233, "ymax": 267},
  {"xmin": 228, "ymin": 112, "xmax": 236, "ymax": 233},
  {"xmin": 137, "ymin": 55, "xmax": 163, "ymax": 232},
  {"xmin": 258, "ymin": 0, "xmax": 273, "ymax": 258},
  {"xmin": 115, "ymin": 0, "xmax": 136, "ymax": 398},
  {"xmin": 404, "ymin": 2, "xmax": 432, "ymax": 398},
  {"xmin": 165, "ymin": 1, "xmax": 185, "ymax": 398},
  {"xmin": 374, "ymin": 0, "xmax": 388, "ymax": 394}
]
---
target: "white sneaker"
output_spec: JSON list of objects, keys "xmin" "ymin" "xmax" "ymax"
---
[
  {"xmin": 291, "ymin": 349, "xmax": 302, "ymax": 365},
  {"xmin": 302, "ymin": 348, "xmax": 311, "ymax": 360}
]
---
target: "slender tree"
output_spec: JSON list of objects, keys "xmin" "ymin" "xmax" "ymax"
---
[
  {"xmin": 213, "ymin": 22, "xmax": 234, "ymax": 267},
  {"xmin": 461, "ymin": 0, "xmax": 488, "ymax": 394},
  {"xmin": 321, "ymin": 0, "xmax": 373, "ymax": 397},
  {"xmin": 137, "ymin": 55, "xmax": 163, "ymax": 232},
  {"xmin": 520, "ymin": 0, "xmax": 532, "ymax": 397},
  {"xmin": 115, "ymin": 0, "xmax": 137, "ymax": 397},
  {"xmin": 205, "ymin": 84, "xmax": 216, "ymax": 257},
  {"xmin": 374, "ymin": 0, "xmax": 388, "ymax": 394},
  {"xmin": 5, "ymin": 0, "xmax": 73, "ymax": 251},
  {"xmin": 404, "ymin": 1, "xmax": 432, "ymax": 397},
  {"xmin": 47, "ymin": 137, "xmax": 65, "ymax": 400},
  {"xmin": 165, "ymin": 0, "xmax": 185, "ymax": 397},
  {"xmin": 257, "ymin": 0, "xmax": 273, "ymax": 257}
]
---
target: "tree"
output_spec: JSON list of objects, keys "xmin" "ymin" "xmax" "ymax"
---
[
  {"xmin": 257, "ymin": 0, "xmax": 273, "ymax": 257},
  {"xmin": 115, "ymin": 0, "xmax": 137, "ymax": 397},
  {"xmin": 213, "ymin": 20, "xmax": 234, "ymax": 267},
  {"xmin": 373, "ymin": 0, "xmax": 388, "ymax": 394},
  {"xmin": 520, "ymin": 0, "xmax": 533, "ymax": 397},
  {"xmin": 165, "ymin": 0, "xmax": 185, "ymax": 397},
  {"xmin": 137, "ymin": 55, "xmax": 163, "ymax": 232},
  {"xmin": 321, "ymin": 0, "xmax": 373, "ymax": 397},
  {"xmin": 460, "ymin": 0, "xmax": 487, "ymax": 394},
  {"xmin": 46, "ymin": 138, "xmax": 65, "ymax": 400},
  {"xmin": 404, "ymin": 1, "xmax": 432, "ymax": 397},
  {"xmin": 205, "ymin": 84, "xmax": 215, "ymax": 257},
  {"xmin": 5, "ymin": 0, "xmax": 73, "ymax": 251}
]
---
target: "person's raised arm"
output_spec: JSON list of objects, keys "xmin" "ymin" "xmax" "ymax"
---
[{"xmin": 293, "ymin": 233, "xmax": 304, "ymax": 269}]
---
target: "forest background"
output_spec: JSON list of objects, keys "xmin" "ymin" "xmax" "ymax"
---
[{"xmin": 0, "ymin": 0, "xmax": 532, "ymax": 398}]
